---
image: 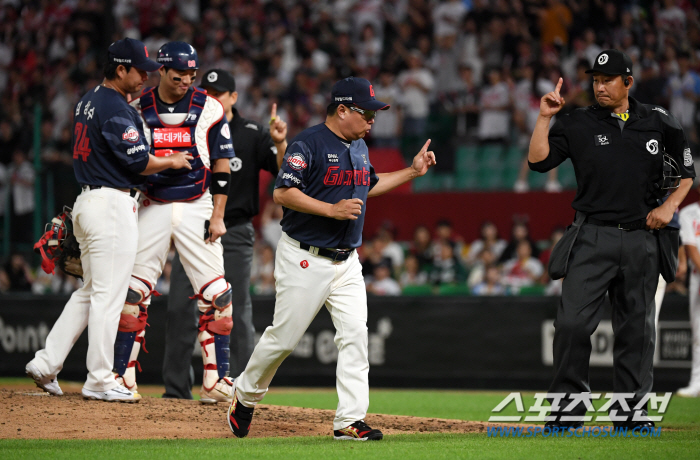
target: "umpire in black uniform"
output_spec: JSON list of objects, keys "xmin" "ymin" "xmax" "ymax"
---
[
  {"xmin": 529, "ymin": 50, "xmax": 695, "ymax": 428},
  {"xmin": 163, "ymin": 69, "xmax": 287, "ymax": 399}
]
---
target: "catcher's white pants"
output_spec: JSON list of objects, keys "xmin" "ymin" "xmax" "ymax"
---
[
  {"xmin": 31, "ymin": 187, "xmax": 139, "ymax": 391},
  {"xmin": 687, "ymin": 271, "xmax": 700, "ymax": 386},
  {"xmin": 132, "ymin": 191, "xmax": 223, "ymax": 303},
  {"xmin": 236, "ymin": 232, "xmax": 369, "ymax": 430}
]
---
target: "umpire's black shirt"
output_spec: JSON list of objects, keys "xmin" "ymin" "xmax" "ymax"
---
[
  {"xmin": 530, "ymin": 97, "xmax": 695, "ymax": 222},
  {"xmin": 224, "ymin": 108, "xmax": 280, "ymax": 221}
]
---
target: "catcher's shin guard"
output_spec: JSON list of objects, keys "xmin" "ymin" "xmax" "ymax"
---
[
  {"xmin": 195, "ymin": 277, "xmax": 233, "ymax": 401},
  {"xmin": 114, "ymin": 276, "xmax": 158, "ymax": 390}
]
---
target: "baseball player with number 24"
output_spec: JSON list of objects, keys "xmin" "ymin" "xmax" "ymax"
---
[{"xmin": 227, "ymin": 77, "xmax": 436, "ymax": 441}]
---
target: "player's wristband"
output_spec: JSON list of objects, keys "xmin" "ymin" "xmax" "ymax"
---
[{"xmin": 211, "ymin": 172, "xmax": 230, "ymax": 196}]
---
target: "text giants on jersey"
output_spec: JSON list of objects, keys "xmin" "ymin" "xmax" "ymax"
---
[{"xmin": 323, "ymin": 166, "xmax": 371, "ymax": 186}]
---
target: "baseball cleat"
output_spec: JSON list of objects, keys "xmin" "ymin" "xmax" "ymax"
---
[
  {"xmin": 334, "ymin": 420, "xmax": 383, "ymax": 441},
  {"xmin": 676, "ymin": 384, "xmax": 700, "ymax": 398},
  {"xmin": 200, "ymin": 377, "xmax": 234, "ymax": 404},
  {"xmin": 25, "ymin": 362, "xmax": 63, "ymax": 396},
  {"xmin": 81, "ymin": 385, "xmax": 139, "ymax": 403},
  {"xmin": 114, "ymin": 374, "xmax": 142, "ymax": 401},
  {"xmin": 227, "ymin": 393, "xmax": 254, "ymax": 438}
]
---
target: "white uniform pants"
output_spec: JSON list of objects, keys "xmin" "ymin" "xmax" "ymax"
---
[
  {"xmin": 687, "ymin": 272, "xmax": 700, "ymax": 386},
  {"xmin": 236, "ymin": 232, "xmax": 369, "ymax": 430},
  {"xmin": 31, "ymin": 188, "xmax": 139, "ymax": 391},
  {"xmin": 133, "ymin": 191, "xmax": 223, "ymax": 306}
]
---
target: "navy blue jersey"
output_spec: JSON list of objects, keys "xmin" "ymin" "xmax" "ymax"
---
[
  {"xmin": 72, "ymin": 85, "xmax": 151, "ymax": 188},
  {"xmin": 275, "ymin": 123, "xmax": 379, "ymax": 249}
]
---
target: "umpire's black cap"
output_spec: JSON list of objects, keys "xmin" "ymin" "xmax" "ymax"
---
[
  {"xmin": 200, "ymin": 69, "xmax": 236, "ymax": 92},
  {"xmin": 331, "ymin": 77, "xmax": 390, "ymax": 111},
  {"xmin": 107, "ymin": 38, "xmax": 161, "ymax": 72},
  {"xmin": 586, "ymin": 49, "xmax": 633, "ymax": 76}
]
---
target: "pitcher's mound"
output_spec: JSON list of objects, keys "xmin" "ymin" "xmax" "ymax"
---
[{"xmin": 1, "ymin": 387, "xmax": 493, "ymax": 440}]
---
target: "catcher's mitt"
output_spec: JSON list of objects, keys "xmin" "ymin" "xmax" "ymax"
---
[{"xmin": 34, "ymin": 206, "xmax": 83, "ymax": 279}]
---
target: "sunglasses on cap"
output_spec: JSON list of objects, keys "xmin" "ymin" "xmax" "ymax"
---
[{"xmin": 348, "ymin": 105, "xmax": 376, "ymax": 121}]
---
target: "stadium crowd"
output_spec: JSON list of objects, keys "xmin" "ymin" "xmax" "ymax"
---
[{"xmin": 0, "ymin": 0, "xmax": 699, "ymax": 296}]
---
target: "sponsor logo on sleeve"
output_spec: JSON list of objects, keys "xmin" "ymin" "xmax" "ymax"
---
[
  {"xmin": 245, "ymin": 123, "xmax": 259, "ymax": 131},
  {"xmin": 221, "ymin": 123, "xmax": 231, "ymax": 140},
  {"xmin": 287, "ymin": 152, "xmax": 308, "ymax": 171},
  {"xmin": 646, "ymin": 139, "xmax": 659, "ymax": 155},
  {"xmin": 220, "ymin": 143, "xmax": 233, "ymax": 150},
  {"xmin": 281, "ymin": 172, "xmax": 301, "ymax": 185},
  {"xmin": 230, "ymin": 157, "xmax": 242, "ymax": 172},
  {"xmin": 127, "ymin": 144, "xmax": 147, "ymax": 155},
  {"xmin": 684, "ymin": 148, "xmax": 693, "ymax": 166},
  {"xmin": 652, "ymin": 107, "xmax": 668, "ymax": 116},
  {"xmin": 122, "ymin": 126, "xmax": 141, "ymax": 143}
]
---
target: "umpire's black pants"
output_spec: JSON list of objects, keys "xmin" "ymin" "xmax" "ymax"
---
[
  {"xmin": 162, "ymin": 221, "xmax": 256, "ymax": 399},
  {"xmin": 550, "ymin": 223, "xmax": 658, "ymax": 419}
]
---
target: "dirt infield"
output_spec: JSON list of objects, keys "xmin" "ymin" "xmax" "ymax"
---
[{"xmin": 1, "ymin": 384, "xmax": 494, "ymax": 440}]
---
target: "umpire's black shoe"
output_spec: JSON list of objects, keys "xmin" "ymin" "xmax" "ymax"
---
[
  {"xmin": 545, "ymin": 419, "xmax": 584, "ymax": 429},
  {"xmin": 227, "ymin": 393, "xmax": 254, "ymax": 438},
  {"xmin": 334, "ymin": 420, "xmax": 384, "ymax": 441}
]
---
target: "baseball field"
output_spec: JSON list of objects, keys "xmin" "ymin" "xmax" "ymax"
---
[{"xmin": 1, "ymin": 378, "xmax": 699, "ymax": 459}]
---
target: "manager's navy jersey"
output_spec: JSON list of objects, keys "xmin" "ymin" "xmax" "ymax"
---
[
  {"xmin": 72, "ymin": 85, "xmax": 150, "ymax": 188},
  {"xmin": 275, "ymin": 123, "xmax": 379, "ymax": 249}
]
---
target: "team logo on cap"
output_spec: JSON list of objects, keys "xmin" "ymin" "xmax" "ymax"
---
[
  {"xmin": 207, "ymin": 72, "xmax": 218, "ymax": 82},
  {"xmin": 598, "ymin": 53, "xmax": 609, "ymax": 65},
  {"xmin": 646, "ymin": 139, "xmax": 659, "ymax": 155},
  {"xmin": 188, "ymin": 60, "xmax": 196, "ymax": 67},
  {"xmin": 122, "ymin": 126, "xmax": 140, "ymax": 143},
  {"xmin": 287, "ymin": 153, "xmax": 308, "ymax": 171}
]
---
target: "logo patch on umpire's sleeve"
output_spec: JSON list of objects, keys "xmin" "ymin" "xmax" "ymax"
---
[
  {"xmin": 594, "ymin": 134, "xmax": 611, "ymax": 146},
  {"xmin": 684, "ymin": 148, "xmax": 693, "ymax": 166}
]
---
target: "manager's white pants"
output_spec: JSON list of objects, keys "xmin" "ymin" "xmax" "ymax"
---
[
  {"xmin": 31, "ymin": 187, "xmax": 139, "ymax": 391},
  {"xmin": 236, "ymin": 232, "xmax": 369, "ymax": 430}
]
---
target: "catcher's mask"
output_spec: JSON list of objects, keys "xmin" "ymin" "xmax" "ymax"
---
[
  {"xmin": 34, "ymin": 206, "xmax": 74, "ymax": 275},
  {"xmin": 660, "ymin": 153, "xmax": 682, "ymax": 193}
]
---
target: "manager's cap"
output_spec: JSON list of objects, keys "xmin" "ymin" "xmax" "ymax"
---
[
  {"xmin": 586, "ymin": 49, "xmax": 633, "ymax": 76},
  {"xmin": 200, "ymin": 69, "xmax": 236, "ymax": 92},
  {"xmin": 107, "ymin": 38, "xmax": 162, "ymax": 72},
  {"xmin": 331, "ymin": 77, "xmax": 390, "ymax": 111}
]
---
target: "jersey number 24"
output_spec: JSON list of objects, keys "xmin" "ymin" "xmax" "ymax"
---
[{"xmin": 73, "ymin": 122, "xmax": 91, "ymax": 162}]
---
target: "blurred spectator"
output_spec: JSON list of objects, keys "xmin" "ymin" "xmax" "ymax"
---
[
  {"xmin": 498, "ymin": 218, "xmax": 540, "ymax": 263},
  {"xmin": 369, "ymin": 69, "xmax": 403, "ymax": 148},
  {"xmin": 441, "ymin": 64, "xmax": 480, "ymax": 144},
  {"xmin": 375, "ymin": 221, "xmax": 404, "ymax": 272},
  {"xmin": 501, "ymin": 240, "xmax": 544, "ymax": 292},
  {"xmin": 399, "ymin": 254, "xmax": 429, "ymax": 288},
  {"xmin": 8, "ymin": 150, "xmax": 35, "ymax": 244},
  {"xmin": 366, "ymin": 260, "xmax": 401, "ymax": 296},
  {"xmin": 477, "ymin": 68, "xmax": 511, "ymax": 145},
  {"xmin": 251, "ymin": 243, "xmax": 275, "ymax": 295},
  {"xmin": 666, "ymin": 52, "xmax": 700, "ymax": 146},
  {"xmin": 634, "ymin": 60, "xmax": 669, "ymax": 107},
  {"xmin": 361, "ymin": 238, "xmax": 395, "ymax": 281},
  {"xmin": 472, "ymin": 265, "xmax": 506, "ymax": 295},
  {"xmin": 410, "ymin": 224, "xmax": 434, "ymax": 272},
  {"xmin": 464, "ymin": 221, "xmax": 506, "ymax": 267},
  {"xmin": 433, "ymin": 219, "xmax": 464, "ymax": 258},
  {"xmin": 32, "ymin": 267, "xmax": 81, "ymax": 295},
  {"xmin": 466, "ymin": 248, "xmax": 498, "ymax": 290},
  {"xmin": 539, "ymin": 0, "xmax": 573, "ymax": 48},
  {"xmin": 430, "ymin": 240, "xmax": 467, "ymax": 286},
  {"xmin": 398, "ymin": 50, "xmax": 435, "ymax": 139},
  {"xmin": 1, "ymin": 252, "xmax": 35, "ymax": 292}
]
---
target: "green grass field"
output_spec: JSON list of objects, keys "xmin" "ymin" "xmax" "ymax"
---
[{"xmin": 3, "ymin": 383, "xmax": 700, "ymax": 459}]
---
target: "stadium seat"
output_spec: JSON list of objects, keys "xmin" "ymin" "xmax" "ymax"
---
[
  {"xmin": 402, "ymin": 284, "xmax": 435, "ymax": 296},
  {"xmin": 437, "ymin": 284, "xmax": 471, "ymax": 296},
  {"xmin": 517, "ymin": 285, "xmax": 546, "ymax": 296}
]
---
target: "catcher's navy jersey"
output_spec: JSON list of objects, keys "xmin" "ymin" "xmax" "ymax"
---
[
  {"xmin": 72, "ymin": 85, "xmax": 151, "ymax": 188},
  {"xmin": 275, "ymin": 123, "xmax": 379, "ymax": 249}
]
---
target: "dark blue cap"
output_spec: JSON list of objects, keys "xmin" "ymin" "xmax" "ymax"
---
[
  {"xmin": 107, "ymin": 38, "xmax": 161, "ymax": 72},
  {"xmin": 157, "ymin": 41, "xmax": 199, "ymax": 70},
  {"xmin": 331, "ymin": 77, "xmax": 390, "ymax": 111}
]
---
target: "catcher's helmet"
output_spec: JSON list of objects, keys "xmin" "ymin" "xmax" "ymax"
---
[{"xmin": 157, "ymin": 41, "xmax": 199, "ymax": 70}]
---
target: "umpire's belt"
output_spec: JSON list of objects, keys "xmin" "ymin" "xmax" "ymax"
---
[
  {"xmin": 297, "ymin": 241, "xmax": 354, "ymax": 262},
  {"xmin": 82, "ymin": 184, "xmax": 140, "ymax": 199},
  {"xmin": 585, "ymin": 216, "xmax": 647, "ymax": 231}
]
